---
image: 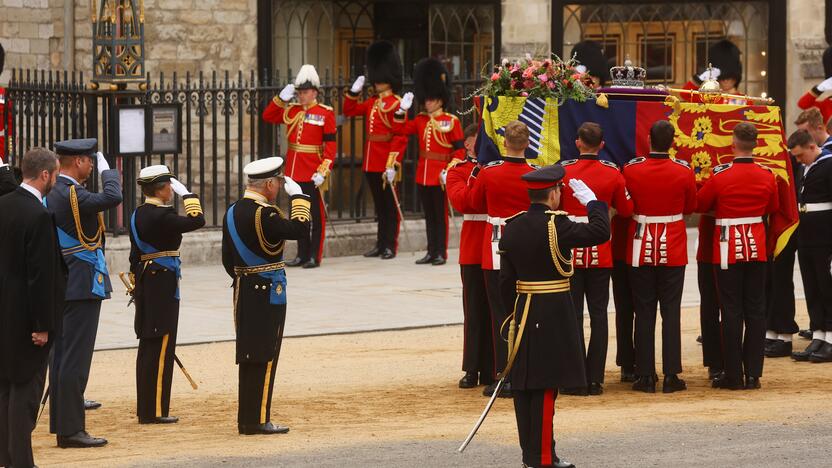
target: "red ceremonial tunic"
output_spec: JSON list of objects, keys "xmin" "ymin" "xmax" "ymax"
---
[
  {"xmin": 623, "ymin": 153, "xmax": 697, "ymax": 267},
  {"xmin": 262, "ymin": 97, "xmax": 337, "ymax": 182},
  {"xmin": 610, "ymin": 214, "xmax": 631, "ymax": 262},
  {"xmin": 446, "ymin": 158, "xmax": 486, "ymax": 266},
  {"xmin": 560, "ymin": 155, "xmax": 633, "ymax": 268},
  {"xmin": 797, "ymin": 90, "xmax": 832, "ymax": 125},
  {"xmin": 696, "ymin": 157, "xmax": 780, "ymax": 268},
  {"xmin": 465, "ymin": 156, "xmax": 535, "ymax": 270},
  {"xmin": 342, "ymin": 89, "xmax": 409, "ymax": 173},
  {"xmin": 395, "ymin": 109, "xmax": 464, "ymax": 186}
]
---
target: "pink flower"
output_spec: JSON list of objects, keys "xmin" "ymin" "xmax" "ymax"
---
[
  {"xmin": 523, "ymin": 79, "xmax": 535, "ymax": 89},
  {"xmin": 571, "ymin": 73, "xmax": 582, "ymax": 81},
  {"xmin": 522, "ymin": 67, "xmax": 535, "ymax": 79},
  {"xmin": 562, "ymin": 79, "xmax": 569, "ymax": 86},
  {"xmin": 511, "ymin": 64, "xmax": 521, "ymax": 73},
  {"xmin": 537, "ymin": 73, "xmax": 549, "ymax": 82},
  {"xmin": 491, "ymin": 72, "xmax": 500, "ymax": 81},
  {"xmin": 547, "ymin": 81, "xmax": 556, "ymax": 89},
  {"xmin": 520, "ymin": 91, "xmax": 529, "ymax": 97}
]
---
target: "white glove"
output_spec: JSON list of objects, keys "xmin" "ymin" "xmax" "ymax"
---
[
  {"xmin": 569, "ymin": 179, "xmax": 597, "ymax": 206},
  {"xmin": 169, "ymin": 178, "xmax": 190, "ymax": 196},
  {"xmin": 385, "ymin": 167, "xmax": 396, "ymax": 184},
  {"xmin": 350, "ymin": 75, "xmax": 365, "ymax": 94},
  {"xmin": 283, "ymin": 176, "xmax": 302, "ymax": 197},
  {"xmin": 312, "ymin": 172, "xmax": 325, "ymax": 187},
  {"xmin": 95, "ymin": 151, "xmax": 110, "ymax": 173},
  {"xmin": 279, "ymin": 84, "xmax": 296, "ymax": 102},
  {"xmin": 698, "ymin": 67, "xmax": 720, "ymax": 82},
  {"xmin": 574, "ymin": 64, "xmax": 587, "ymax": 74},
  {"xmin": 817, "ymin": 76, "xmax": 832, "ymax": 93},
  {"xmin": 399, "ymin": 92, "xmax": 414, "ymax": 111},
  {"xmin": 439, "ymin": 169, "xmax": 447, "ymax": 185}
]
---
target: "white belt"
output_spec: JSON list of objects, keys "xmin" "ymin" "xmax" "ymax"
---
[
  {"xmin": 0, "ymin": 130, "xmax": 4, "ymax": 137},
  {"xmin": 568, "ymin": 215, "xmax": 589, "ymax": 223},
  {"xmin": 715, "ymin": 216, "xmax": 763, "ymax": 226},
  {"xmin": 463, "ymin": 214, "xmax": 488, "ymax": 222},
  {"xmin": 486, "ymin": 216, "xmax": 506, "ymax": 226},
  {"xmin": 800, "ymin": 202, "xmax": 832, "ymax": 213},
  {"xmin": 633, "ymin": 214, "xmax": 683, "ymax": 224}
]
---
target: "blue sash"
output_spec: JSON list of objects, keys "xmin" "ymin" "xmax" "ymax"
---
[
  {"xmin": 227, "ymin": 204, "xmax": 287, "ymax": 305},
  {"xmin": 55, "ymin": 226, "xmax": 109, "ymax": 299},
  {"xmin": 130, "ymin": 211, "xmax": 182, "ymax": 300}
]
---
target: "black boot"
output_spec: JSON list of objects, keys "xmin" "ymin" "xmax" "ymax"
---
[
  {"xmin": 745, "ymin": 376, "xmax": 761, "ymax": 390},
  {"xmin": 302, "ymin": 258, "xmax": 320, "ymax": 269},
  {"xmin": 620, "ymin": 367, "xmax": 636, "ymax": 383},
  {"xmin": 712, "ymin": 373, "xmax": 744, "ymax": 390},
  {"xmin": 662, "ymin": 374, "xmax": 687, "ymax": 393},
  {"xmin": 286, "ymin": 256, "xmax": 305, "ymax": 267},
  {"xmin": 363, "ymin": 246, "xmax": 381, "ymax": 257},
  {"xmin": 632, "ymin": 375, "xmax": 656, "ymax": 393},
  {"xmin": 431, "ymin": 256, "xmax": 447, "ymax": 266},
  {"xmin": 588, "ymin": 382, "xmax": 603, "ymax": 396},
  {"xmin": 560, "ymin": 386, "xmax": 589, "ymax": 396},
  {"xmin": 482, "ymin": 380, "xmax": 512, "ymax": 398},
  {"xmin": 798, "ymin": 329, "xmax": 813, "ymax": 340},
  {"xmin": 415, "ymin": 253, "xmax": 434, "ymax": 265},
  {"xmin": 458, "ymin": 372, "xmax": 478, "ymax": 389},
  {"xmin": 809, "ymin": 342, "xmax": 832, "ymax": 363},
  {"xmin": 764, "ymin": 339, "xmax": 792, "ymax": 358},
  {"xmin": 380, "ymin": 248, "xmax": 396, "ymax": 260},
  {"xmin": 707, "ymin": 367, "xmax": 723, "ymax": 380},
  {"xmin": 792, "ymin": 339, "xmax": 825, "ymax": 361}
]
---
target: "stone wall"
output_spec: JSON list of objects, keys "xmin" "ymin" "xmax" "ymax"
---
[
  {"xmin": 500, "ymin": 0, "xmax": 551, "ymax": 59},
  {"xmin": 786, "ymin": 0, "xmax": 828, "ymax": 131},
  {"xmin": 0, "ymin": 0, "xmax": 258, "ymax": 84}
]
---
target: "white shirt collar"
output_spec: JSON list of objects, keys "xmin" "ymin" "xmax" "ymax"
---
[
  {"xmin": 59, "ymin": 173, "xmax": 80, "ymax": 185},
  {"xmin": 19, "ymin": 182, "xmax": 44, "ymax": 203}
]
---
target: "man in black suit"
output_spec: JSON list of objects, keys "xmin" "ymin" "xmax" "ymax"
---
[
  {"xmin": 0, "ymin": 147, "xmax": 66, "ymax": 468},
  {"xmin": 0, "ymin": 161, "xmax": 18, "ymax": 195}
]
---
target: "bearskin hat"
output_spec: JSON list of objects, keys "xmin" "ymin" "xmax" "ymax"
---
[
  {"xmin": 413, "ymin": 57, "xmax": 451, "ymax": 106},
  {"xmin": 823, "ymin": 46, "xmax": 832, "ymax": 78},
  {"xmin": 709, "ymin": 40, "xmax": 742, "ymax": 86},
  {"xmin": 572, "ymin": 40, "xmax": 608, "ymax": 86},
  {"xmin": 0, "ymin": 42, "xmax": 5, "ymax": 77},
  {"xmin": 367, "ymin": 40, "xmax": 403, "ymax": 93}
]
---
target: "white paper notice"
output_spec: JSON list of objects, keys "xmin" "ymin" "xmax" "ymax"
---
[{"xmin": 119, "ymin": 108, "xmax": 146, "ymax": 154}]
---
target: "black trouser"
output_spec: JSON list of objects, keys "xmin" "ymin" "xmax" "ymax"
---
[
  {"xmin": 570, "ymin": 268, "xmax": 611, "ymax": 384},
  {"xmin": 49, "ymin": 299, "xmax": 101, "ymax": 436},
  {"xmin": 296, "ymin": 181, "xmax": 325, "ymax": 263},
  {"xmin": 365, "ymin": 172, "xmax": 400, "ymax": 253},
  {"xmin": 461, "ymin": 264, "xmax": 494, "ymax": 377},
  {"xmin": 715, "ymin": 262, "xmax": 767, "ymax": 381},
  {"xmin": 698, "ymin": 262, "xmax": 723, "ymax": 370},
  {"xmin": 483, "ymin": 269, "xmax": 508, "ymax": 377},
  {"xmin": 798, "ymin": 246, "xmax": 832, "ymax": 332},
  {"xmin": 513, "ymin": 389, "xmax": 560, "ymax": 467},
  {"xmin": 0, "ymin": 363, "xmax": 46, "ymax": 468},
  {"xmin": 418, "ymin": 185, "xmax": 448, "ymax": 259},
  {"xmin": 136, "ymin": 326, "xmax": 177, "ymax": 421},
  {"xmin": 611, "ymin": 260, "xmax": 635, "ymax": 371},
  {"xmin": 630, "ymin": 266, "xmax": 685, "ymax": 377},
  {"xmin": 766, "ymin": 233, "xmax": 799, "ymax": 334},
  {"xmin": 238, "ymin": 310, "xmax": 286, "ymax": 427}
]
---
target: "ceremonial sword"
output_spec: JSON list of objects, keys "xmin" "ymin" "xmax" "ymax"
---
[{"xmin": 384, "ymin": 175, "xmax": 412, "ymax": 250}]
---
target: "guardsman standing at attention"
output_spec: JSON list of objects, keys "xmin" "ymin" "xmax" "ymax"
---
[
  {"xmin": 787, "ymin": 130, "xmax": 832, "ymax": 363},
  {"xmin": 559, "ymin": 122, "xmax": 633, "ymax": 396},
  {"xmin": 343, "ymin": 40, "xmax": 412, "ymax": 260},
  {"xmin": 499, "ymin": 166, "xmax": 609, "ymax": 468},
  {"xmin": 46, "ymin": 138, "xmax": 122, "ymax": 448},
  {"xmin": 396, "ymin": 57, "xmax": 464, "ymax": 266},
  {"xmin": 262, "ymin": 64, "xmax": 336, "ymax": 269},
  {"xmin": 697, "ymin": 123, "xmax": 779, "ymax": 390},
  {"xmin": 464, "ymin": 120, "xmax": 536, "ymax": 398},
  {"xmin": 445, "ymin": 123, "xmax": 494, "ymax": 389},
  {"xmin": 222, "ymin": 157, "xmax": 310, "ymax": 435},
  {"xmin": 623, "ymin": 120, "xmax": 696, "ymax": 394},
  {"xmin": 130, "ymin": 165, "xmax": 205, "ymax": 424},
  {"xmin": 797, "ymin": 46, "xmax": 832, "ymax": 124}
]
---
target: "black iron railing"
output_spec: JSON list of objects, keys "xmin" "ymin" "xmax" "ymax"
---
[{"xmin": 4, "ymin": 68, "xmax": 483, "ymax": 233}]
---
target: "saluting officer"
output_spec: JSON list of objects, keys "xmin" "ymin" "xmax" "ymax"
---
[
  {"xmin": 696, "ymin": 123, "xmax": 779, "ymax": 390},
  {"xmin": 499, "ymin": 166, "xmax": 608, "ymax": 468},
  {"xmin": 623, "ymin": 120, "xmax": 696, "ymax": 394},
  {"xmin": 222, "ymin": 157, "xmax": 310, "ymax": 435},
  {"xmin": 445, "ymin": 123, "xmax": 494, "ymax": 389},
  {"xmin": 46, "ymin": 138, "xmax": 121, "ymax": 448},
  {"xmin": 559, "ymin": 122, "xmax": 633, "ymax": 396},
  {"xmin": 343, "ymin": 40, "xmax": 412, "ymax": 260},
  {"xmin": 130, "ymin": 165, "xmax": 205, "ymax": 424},
  {"xmin": 787, "ymin": 129, "xmax": 832, "ymax": 363},
  {"xmin": 263, "ymin": 65, "xmax": 336, "ymax": 269}
]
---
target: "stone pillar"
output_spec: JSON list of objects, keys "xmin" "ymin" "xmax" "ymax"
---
[
  {"xmin": 500, "ymin": 0, "xmax": 551, "ymax": 59},
  {"xmin": 786, "ymin": 0, "xmax": 827, "ymax": 131}
]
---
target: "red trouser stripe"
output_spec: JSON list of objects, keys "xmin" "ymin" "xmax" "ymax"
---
[{"xmin": 540, "ymin": 388, "xmax": 555, "ymax": 466}]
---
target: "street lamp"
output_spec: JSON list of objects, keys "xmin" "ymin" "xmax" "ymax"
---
[{"xmin": 91, "ymin": 0, "xmax": 145, "ymax": 88}]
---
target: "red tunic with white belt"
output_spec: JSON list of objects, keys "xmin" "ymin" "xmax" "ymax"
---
[
  {"xmin": 262, "ymin": 97, "xmax": 337, "ymax": 182},
  {"xmin": 0, "ymin": 87, "xmax": 9, "ymax": 161},
  {"xmin": 465, "ymin": 156, "xmax": 535, "ymax": 270},
  {"xmin": 445, "ymin": 157, "xmax": 486, "ymax": 266},
  {"xmin": 396, "ymin": 109, "xmax": 465, "ymax": 186},
  {"xmin": 695, "ymin": 157, "xmax": 780, "ymax": 269},
  {"xmin": 560, "ymin": 155, "xmax": 633, "ymax": 268},
  {"xmin": 623, "ymin": 153, "xmax": 697, "ymax": 267},
  {"xmin": 342, "ymin": 89, "xmax": 409, "ymax": 173},
  {"xmin": 797, "ymin": 90, "xmax": 832, "ymax": 124}
]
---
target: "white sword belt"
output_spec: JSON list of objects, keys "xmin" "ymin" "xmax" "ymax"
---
[
  {"xmin": 715, "ymin": 216, "xmax": 763, "ymax": 227},
  {"xmin": 633, "ymin": 214, "xmax": 683, "ymax": 224},
  {"xmin": 486, "ymin": 216, "xmax": 507, "ymax": 226},
  {"xmin": 463, "ymin": 214, "xmax": 488, "ymax": 222},
  {"xmin": 799, "ymin": 202, "xmax": 832, "ymax": 213}
]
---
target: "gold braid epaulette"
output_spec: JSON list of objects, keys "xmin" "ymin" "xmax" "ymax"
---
[
  {"xmin": 548, "ymin": 214, "xmax": 574, "ymax": 277},
  {"xmin": 183, "ymin": 197, "xmax": 203, "ymax": 217},
  {"xmin": 290, "ymin": 197, "xmax": 311, "ymax": 222},
  {"xmin": 69, "ymin": 185, "xmax": 104, "ymax": 251}
]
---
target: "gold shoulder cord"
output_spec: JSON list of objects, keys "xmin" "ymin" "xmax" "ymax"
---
[
  {"xmin": 548, "ymin": 214, "xmax": 574, "ymax": 277},
  {"xmin": 69, "ymin": 185, "xmax": 104, "ymax": 251},
  {"xmin": 254, "ymin": 206, "xmax": 285, "ymax": 256}
]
